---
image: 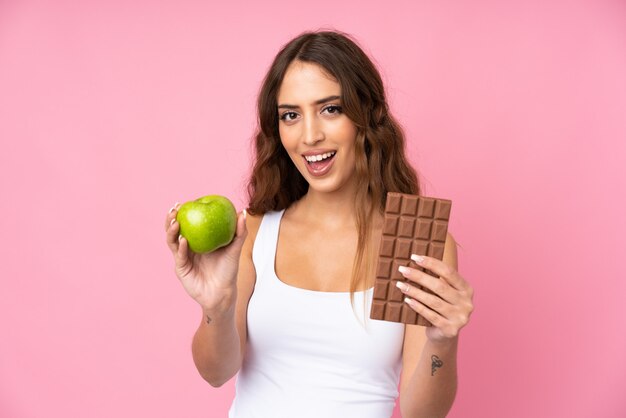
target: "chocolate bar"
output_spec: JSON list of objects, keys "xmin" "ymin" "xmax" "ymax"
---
[{"xmin": 370, "ymin": 192, "xmax": 452, "ymax": 326}]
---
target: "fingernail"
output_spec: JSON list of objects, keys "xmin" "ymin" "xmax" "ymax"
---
[
  {"xmin": 243, "ymin": 208, "xmax": 247, "ymax": 221},
  {"xmin": 396, "ymin": 281, "xmax": 407, "ymax": 291},
  {"xmin": 411, "ymin": 254, "xmax": 425, "ymax": 263},
  {"xmin": 398, "ymin": 265, "xmax": 409, "ymax": 274},
  {"xmin": 170, "ymin": 218, "xmax": 175, "ymax": 226},
  {"xmin": 169, "ymin": 206, "xmax": 175, "ymax": 213},
  {"xmin": 178, "ymin": 235, "xmax": 182, "ymax": 242}
]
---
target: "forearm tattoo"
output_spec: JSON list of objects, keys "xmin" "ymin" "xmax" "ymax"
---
[
  {"xmin": 206, "ymin": 315, "xmax": 212, "ymax": 325},
  {"xmin": 431, "ymin": 355, "xmax": 443, "ymax": 376}
]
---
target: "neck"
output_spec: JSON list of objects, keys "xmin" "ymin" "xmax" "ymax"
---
[{"xmin": 292, "ymin": 182, "xmax": 365, "ymax": 230}]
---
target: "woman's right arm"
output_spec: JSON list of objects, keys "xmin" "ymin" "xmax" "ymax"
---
[
  {"xmin": 164, "ymin": 203, "xmax": 261, "ymax": 387},
  {"xmin": 190, "ymin": 213, "xmax": 260, "ymax": 387}
]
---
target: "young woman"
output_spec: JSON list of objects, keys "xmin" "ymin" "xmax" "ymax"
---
[{"xmin": 164, "ymin": 30, "xmax": 474, "ymax": 418}]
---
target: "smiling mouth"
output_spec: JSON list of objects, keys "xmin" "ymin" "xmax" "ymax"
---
[
  {"xmin": 303, "ymin": 151, "xmax": 336, "ymax": 164},
  {"xmin": 302, "ymin": 151, "xmax": 337, "ymax": 176}
]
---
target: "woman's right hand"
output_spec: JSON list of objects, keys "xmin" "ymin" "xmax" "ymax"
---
[{"xmin": 164, "ymin": 202, "xmax": 248, "ymax": 316}]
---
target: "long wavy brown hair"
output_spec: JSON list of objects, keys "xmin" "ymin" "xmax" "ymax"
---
[{"xmin": 246, "ymin": 29, "xmax": 422, "ymax": 319}]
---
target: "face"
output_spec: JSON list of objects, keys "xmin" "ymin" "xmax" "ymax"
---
[{"xmin": 276, "ymin": 61, "xmax": 359, "ymax": 195}]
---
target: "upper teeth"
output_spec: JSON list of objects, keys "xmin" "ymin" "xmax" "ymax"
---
[{"xmin": 305, "ymin": 151, "xmax": 336, "ymax": 162}]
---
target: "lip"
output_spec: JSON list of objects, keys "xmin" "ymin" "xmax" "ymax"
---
[{"xmin": 302, "ymin": 151, "xmax": 336, "ymax": 177}]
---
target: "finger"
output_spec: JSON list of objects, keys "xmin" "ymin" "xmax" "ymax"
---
[
  {"xmin": 235, "ymin": 209, "xmax": 248, "ymax": 240},
  {"xmin": 164, "ymin": 202, "xmax": 181, "ymax": 231},
  {"xmin": 223, "ymin": 209, "xmax": 248, "ymax": 260},
  {"xmin": 410, "ymin": 254, "xmax": 466, "ymax": 291},
  {"xmin": 404, "ymin": 296, "xmax": 444, "ymax": 327},
  {"xmin": 166, "ymin": 217, "xmax": 180, "ymax": 254},
  {"xmin": 175, "ymin": 234, "xmax": 191, "ymax": 275},
  {"xmin": 398, "ymin": 265, "xmax": 457, "ymax": 304},
  {"xmin": 396, "ymin": 281, "xmax": 452, "ymax": 319}
]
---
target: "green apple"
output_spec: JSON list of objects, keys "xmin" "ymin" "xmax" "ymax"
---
[{"xmin": 176, "ymin": 195, "xmax": 238, "ymax": 254}]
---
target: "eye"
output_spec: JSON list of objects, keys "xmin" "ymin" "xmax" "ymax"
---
[
  {"xmin": 280, "ymin": 111, "xmax": 298, "ymax": 122},
  {"xmin": 323, "ymin": 105, "xmax": 342, "ymax": 115}
]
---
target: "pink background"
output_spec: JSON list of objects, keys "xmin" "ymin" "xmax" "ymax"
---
[{"xmin": 1, "ymin": 1, "xmax": 625, "ymax": 417}]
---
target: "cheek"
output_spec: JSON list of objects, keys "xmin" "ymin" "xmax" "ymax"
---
[
  {"xmin": 278, "ymin": 134, "xmax": 300, "ymax": 164},
  {"xmin": 279, "ymin": 125, "xmax": 301, "ymax": 145},
  {"xmin": 334, "ymin": 118, "xmax": 357, "ymax": 140},
  {"xmin": 278, "ymin": 125, "xmax": 286, "ymax": 143},
  {"xmin": 278, "ymin": 127, "xmax": 294, "ymax": 149},
  {"xmin": 338, "ymin": 125, "xmax": 358, "ymax": 149}
]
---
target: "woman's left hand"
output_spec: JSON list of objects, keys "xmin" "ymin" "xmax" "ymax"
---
[{"xmin": 397, "ymin": 254, "xmax": 474, "ymax": 344}]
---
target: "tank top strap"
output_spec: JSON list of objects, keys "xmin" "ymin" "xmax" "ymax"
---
[{"xmin": 251, "ymin": 209, "xmax": 285, "ymax": 283}]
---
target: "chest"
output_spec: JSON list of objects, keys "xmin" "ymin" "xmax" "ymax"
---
[
  {"xmin": 275, "ymin": 222, "xmax": 360, "ymax": 292},
  {"xmin": 246, "ymin": 283, "xmax": 405, "ymax": 372}
]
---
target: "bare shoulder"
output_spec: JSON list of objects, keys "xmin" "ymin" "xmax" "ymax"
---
[
  {"xmin": 243, "ymin": 211, "xmax": 263, "ymax": 247},
  {"xmin": 237, "ymin": 210, "xmax": 263, "ymax": 297},
  {"xmin": 245, "ymin": 210, "xmax": 263, "ymax": 229},
  {"xmin": 234, "ymin": 210, "xmax": 263, "ymax": 362}
]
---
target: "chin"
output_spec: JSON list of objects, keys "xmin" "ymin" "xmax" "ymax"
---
[{"xmin": 305, "ymin": 175, "xmax": 356, "ymax": 195}]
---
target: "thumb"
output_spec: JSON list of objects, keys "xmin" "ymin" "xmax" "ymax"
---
[{"xmin": 226, "ymin": 209, "xmax": 248, "ymax": 253}]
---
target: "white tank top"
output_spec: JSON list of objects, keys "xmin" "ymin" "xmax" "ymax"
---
[{"xmin": 228, "ymin": 209, "xmax": 405, "ymax": 418}]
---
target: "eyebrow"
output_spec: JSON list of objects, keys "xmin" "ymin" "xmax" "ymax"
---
[{"xmin": 277, "ymin": 95, "xmax": 341, "ymax": 110}]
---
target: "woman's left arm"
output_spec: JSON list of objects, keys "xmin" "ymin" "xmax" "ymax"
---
[{"xmin": 397, "ymin": 233, "xmax": 474, "ymax": 418}]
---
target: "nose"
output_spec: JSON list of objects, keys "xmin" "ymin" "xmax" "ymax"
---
[{"xmin": 302, "ymin": 114, "xmax": 324, "ymax": 146}]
